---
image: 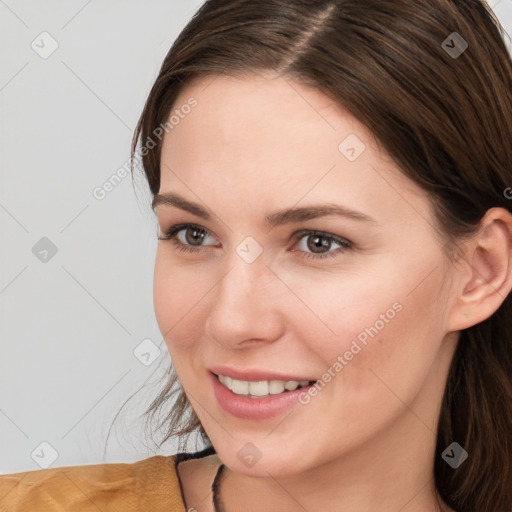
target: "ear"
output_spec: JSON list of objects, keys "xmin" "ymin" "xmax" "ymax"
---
[{"xmin": 446, "ymin": 207, "xmax": 512, "ymax": 332}]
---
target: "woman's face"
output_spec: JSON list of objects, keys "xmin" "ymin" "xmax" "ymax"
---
[{"xmin": 153, "ymin": 73, "xmax": 460, "ymax": 476}]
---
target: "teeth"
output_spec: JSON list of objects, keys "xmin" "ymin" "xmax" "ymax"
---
[
  {"xmin": 218, "ymin": 375, "xmax": 313, "ymax": 398},
  {"xmin": 231, "ymin": 379, "xmax": 249, "ymax": 395},
  {"xmin": 249, "ymin": 381, "xmax": 269, "ymax": 396},
  {"xmin": 269, "ymin": 380, "xmax": 285, "ymax": 394},
  {"xmin": 285, "ymin": 380, "xmax": 299, "ymax": 391}
]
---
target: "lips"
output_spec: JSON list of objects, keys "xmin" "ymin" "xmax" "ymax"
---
[
  {"xmin": 209, "ymin": 370, "xmax": 317, "ymax": 419},
  {"xmin": 208, "ymin": 365, "xmax": 317, "ymax": 382}
]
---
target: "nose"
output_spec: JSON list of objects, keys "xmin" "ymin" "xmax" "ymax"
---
[{"xmin": 204, "ymin": 254, "xmax": 285, "ymax": 349}]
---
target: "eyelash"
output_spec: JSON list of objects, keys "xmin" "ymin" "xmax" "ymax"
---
[{"xmin": 158, "ymin": 223, "xmax": 353, "ymax": 260}]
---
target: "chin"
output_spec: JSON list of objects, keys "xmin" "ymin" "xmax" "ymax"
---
[{"xmin": 209, "ymin": 435, "xmax": 317, "ymax": 478}]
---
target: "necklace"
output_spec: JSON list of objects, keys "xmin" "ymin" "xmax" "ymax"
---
[{"xmin": 211, "ymin": 463, "xmax": 226, "ymax": 512}]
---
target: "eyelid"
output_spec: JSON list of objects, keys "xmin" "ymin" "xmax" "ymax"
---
[
  {"xmin": 159, "ymin": 222, "xmax": 354, "ymax": 260},
  {"xmin": 158, "ymin": 222, "xmax": 219, "ymax": 243},
  {"xmin": 159, "ymin": 223, "xmax": 351, "ymax": 245},
  {"xmin": 291, "ymin": 229, "xmax": 352, "ymax": 246}
]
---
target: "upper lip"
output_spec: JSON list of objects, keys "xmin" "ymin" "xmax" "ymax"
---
[{"xmin": 208, "ymin": 365, "xmax": 317, "ymax": 382}]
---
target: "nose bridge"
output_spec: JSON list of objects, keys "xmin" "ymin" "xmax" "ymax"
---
[
  {"xmin": 205, "ymin": 247, "xmax": 283, "ymax": 345},
  {"xmin": 215, "ymin": 250, "xmax": 268, "ymax": 313}
]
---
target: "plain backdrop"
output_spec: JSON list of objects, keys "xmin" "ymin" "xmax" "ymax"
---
[{"xmin": 1, "ymin": 0, "xmax": 511, "ymax": 474}]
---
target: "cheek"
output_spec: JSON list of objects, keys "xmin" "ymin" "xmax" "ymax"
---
[
  {"xmin": 153, "ymin": 249, "xmax": 210, "ymax": 354},
  {"xmin": 286, "ymin": 272, "xmax": 404, "ymax": 370},
  {"xmin": 288, "ymin": 256, "xmax": 448, "ymax": 394}
]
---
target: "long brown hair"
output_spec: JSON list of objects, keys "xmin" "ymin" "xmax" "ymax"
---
[{"xmin": 124, "ymin": 1, "xmax": 512, "ymax": 510}]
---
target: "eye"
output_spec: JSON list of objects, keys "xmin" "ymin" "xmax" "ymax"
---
[
  {"xmin": 158, "ymin": 223, "xmax": 218, "ymax": 253},
  {"xmin": 159, "ymin": 223, "xmax": 353, "ymax": 260},
  {"xmin": 292, "ymin": 230, "xmax": 353, "ymax": 260}
]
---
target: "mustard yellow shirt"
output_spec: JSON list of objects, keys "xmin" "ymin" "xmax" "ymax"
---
[{"xmin": 0, "ymin": 447, "xmax": 214, "ymax": 511}]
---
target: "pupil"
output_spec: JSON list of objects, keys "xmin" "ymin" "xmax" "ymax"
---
[
  {"xmin": 307, "ymin": 235, "xmax": 330, "ymax": 253},
  {"xmin": 186, "ymin": 228, "xmax": 204, "ymax": 245}
]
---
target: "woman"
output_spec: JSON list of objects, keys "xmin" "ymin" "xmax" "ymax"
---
[{"xmin": 1, "ymin": 0, "xmax": 511, "ymax": 511}]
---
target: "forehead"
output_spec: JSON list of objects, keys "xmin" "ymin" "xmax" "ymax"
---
[
  {"xmin": 168, "ymin": 72, "xmax": 369, "ymax": 151},
  {"xmin": 159, "ymin": 73, "xmax": 432, "ymax": 227},
  {"xmin": 162, "ymin": 73, "xmax": 373, "ymax": 180}
]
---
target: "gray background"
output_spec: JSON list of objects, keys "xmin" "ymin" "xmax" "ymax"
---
[{"xmin": 1, "ymin": 0, "xmax": 511, "ymax": 474}]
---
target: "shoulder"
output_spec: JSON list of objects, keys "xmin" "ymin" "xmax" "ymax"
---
[
  {"xmin": 175, "ymin": 447, "xmax": 222, "ymax": 512},
  {"xmin": 0, "ymin": 454, "xmax": 186, "ymax": 512}
]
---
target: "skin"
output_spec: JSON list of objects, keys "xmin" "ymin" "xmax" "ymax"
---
[{"xmin": 153, "ymin": 73, "xmax": 512, "ymax": 512}]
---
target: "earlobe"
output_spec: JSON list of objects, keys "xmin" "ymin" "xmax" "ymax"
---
[{"xmin": 447, "ymin": 208, "xmax": 512, "ymax": 332}]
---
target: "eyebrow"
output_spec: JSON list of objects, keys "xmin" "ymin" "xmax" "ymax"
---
[{"xmin": 152, "ymin": 192, "xmax": 377, "ymax": 228}]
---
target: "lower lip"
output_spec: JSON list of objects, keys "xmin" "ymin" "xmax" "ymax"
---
[{"xmin": 210, "ymin": 371, "xmax": 315, "ymax": 420}]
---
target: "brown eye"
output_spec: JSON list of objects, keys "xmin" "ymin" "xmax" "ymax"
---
[
  {"xmin": 183, "ymin": 226, "xmax": 208, "ymax": 245},
  {"xmin": 158, "ymin": 223, "xmax": 217, "ymax": 250},
  {"xmin": 293, "ymin": 231, "xmax": 353, "ymax": 260}
]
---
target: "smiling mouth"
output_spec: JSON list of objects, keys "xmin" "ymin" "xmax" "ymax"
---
[{"xmin": 215, "ymin": 373, "xmax": 317, "ymax": 398}]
